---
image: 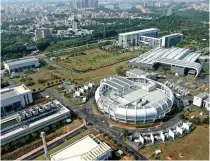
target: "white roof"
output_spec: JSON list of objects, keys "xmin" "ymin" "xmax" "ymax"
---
[
  {"xmin": 1, "ymin": 84, "xmax": 31, "ymax": 100},
  {"xmin": 119, "ymin": 28, "xmax": 159, "ymax": 36},
  {"xmin": 130, "ymin": 47, "xmax": 202, "ymax": 78},
  {"xmin": 51, "ymin": 136, "xmax": 111, "ymax": 161},
  {"xmin": 4, "ymin": 56, "xmax": 38, "ymax": 67}
]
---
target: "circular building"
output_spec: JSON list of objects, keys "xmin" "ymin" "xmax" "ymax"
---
[{"xmin": 95, "ymin": 76, "xmax": 174, "ymax": 124}]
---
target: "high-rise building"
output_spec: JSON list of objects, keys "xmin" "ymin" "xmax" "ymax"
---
[
  {"xmin": 72, "ymin": 0, "xmax": 98, "ymax": 9},
  {"xmin": 35, "ymin": 28, "xmax": 51, "ymax": 41},
  {"xmin": 72, "ymin": 16, "xmax": 79, "ymax": 31}
]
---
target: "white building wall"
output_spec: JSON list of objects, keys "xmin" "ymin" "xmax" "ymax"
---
[{"xmin": 193, "ymin": 96, "xmax": 203, "ymax": 107}]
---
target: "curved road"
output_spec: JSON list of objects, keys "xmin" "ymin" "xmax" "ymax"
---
[{"xmin": 39, "ymin": 87, "xmax": 183, "ymax": 160}]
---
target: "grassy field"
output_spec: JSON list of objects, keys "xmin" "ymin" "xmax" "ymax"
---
[
  {"xmin": 73, "ymin": 61, "xmax": 129, "ymax": 85},
  {"xmin": 55, "ymin": 49, "xmax": 139, "ymax": 72},
  {"xmin": 12, "ymin": 68, "xmax": 73, "ymax": 91},
  {"xmin": 36, "ymin": 128, "xmax": 99, "ymax": 160},
  {"xmin": 139, "ymin": 125, "xmax": 209, "ymax": 160}
]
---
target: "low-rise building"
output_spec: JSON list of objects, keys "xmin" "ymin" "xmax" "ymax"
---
[
  {"xmin": 3, "ymin": 56, "xmax": 40, "ymax": 74},
  {"xmin": 126, "ymin": 68, "xmax": 158, "ymax": 80},
  {"xmin": 1, "ymin": 84, "xmax": 33, "ymax": 116},
  {"xmin": 193, "ymin": 92, "xmax": 210, "ymax": 110},
  {"xmin": 50, "ymin": 135, "xmax": 112, "ymax": 161},
  {"xmin": 1, "ymin": 100, "xmax": 71, "ymax": 145},
  {"xmin": 161, "ymin": 33, "xmax": 183, "ymax": 48}
]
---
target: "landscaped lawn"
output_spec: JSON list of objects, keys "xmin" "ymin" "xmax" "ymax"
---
[
  {"xmin": 139, "ymin": 125, "xmax": 209, "ymax": 160},
  {"xmin": 55, "ymin": 49, "xmax": 139, "ymax": 72},
  {"xmin": 35, "ymin": 128, "xmax": 99, "ymax": 160},
  {"xmin": 12, "ymin": 68, "xmax": 73, "ymax": 91},
  {"xmin": 108, "ymin": 119, "xmax": 162, "ymax": 129},
  {"xmin": 73, "ymin": 61, "xmax": 129, "ymax": 85}
]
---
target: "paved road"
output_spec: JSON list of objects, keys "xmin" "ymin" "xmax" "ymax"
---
[{"xmin": 40, "ymin": 87, "xmax": 186, "ymax": 160}]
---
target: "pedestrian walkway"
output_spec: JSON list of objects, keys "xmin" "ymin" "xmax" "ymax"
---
[{"xmin": 15, "ymin": 118, "xmax": 86, "ymax": 161}]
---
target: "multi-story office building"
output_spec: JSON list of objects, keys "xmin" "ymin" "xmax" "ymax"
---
[
  {"xmin": 72, "ymin": 0, "xmax": 98, "ymax": 9},
  {"xmin": 139, "ymin": 36, "xmax": 162, "ymax": 48},
  {"xmin": 1, "ymin": 84, "xmax": 33, "ymax": 116},
  {"xmin": 161, "ymin": 33, "xmax": 183, "ymax": 48},
  {"xmin": 119, "ymin": 29, "xmax": 183, "ymax": 48},
  {"xmin": 3, "ymin": 56, "xmax": 40, "ymax": 73},
  {"xmin": 118, "ymin": 28, "xmax": 160, "ymax": 48},
  {"xmin": 50, "ymin": 135, "xmax": 112, "ymax": 161}
]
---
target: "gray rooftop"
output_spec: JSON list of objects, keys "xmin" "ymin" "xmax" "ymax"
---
[
  {"xmin": 119, "ymin": 28, "xmax": 159, "ymax": 36},
  {"xmin": 4, "ymin": 56, "xmax": 38, "ymax": 67},
  {"xmin": 127, "ymin": 69, "xmax": 146, "ymax": 76},
  {"xmin": 129, "ymin": 47, "xmax": 202, "ymax": 78},
  {"xmin": 196, "ymin": 93, "xmax": 209, "ymax": 99},
  {"xmin": 1, "ymin": 89, "xmax": 18, "ymax": 100}
]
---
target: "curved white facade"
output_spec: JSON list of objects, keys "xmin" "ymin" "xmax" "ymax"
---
[{"xmin": 95, "ymin": 76, "xmax": 174, "ymax": 124}]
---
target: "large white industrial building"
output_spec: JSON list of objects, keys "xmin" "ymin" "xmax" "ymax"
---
[
  {"xmin": 1, "ymin": 100, "xmax": 71, "ymax": 145},
  {"xmin": 1, "ymin": 84, "xmax": 33, "ymax": 116},
  {"xmin": 95, "ymin": 76, "xmax": 174, "ymax": 124},
  {"xmin": 118, "ymin": 28, "xmax": 159, "ymax": 48},
  {"xmin": 129, "ymin": 47, "xmax": 202, "ymax": 78},
  {"xmin": 3, "ymin": 56, "xmax": 40, "ymax": 73},
  {"xmin": 50, "ymin": 135, "xmax": 112, "ymax": 161}
]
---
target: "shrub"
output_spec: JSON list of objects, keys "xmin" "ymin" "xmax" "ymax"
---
[{"xmin": 37, "ymin": 79, "xmax": 46, "ymax": 84}]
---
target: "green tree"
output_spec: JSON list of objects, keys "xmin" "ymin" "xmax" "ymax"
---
[
  {"xmin": 37, "ymin": 39, "xmax": 50, "ymax": 51},
  {"xmin": 116, "ymin": 66, "xmax": 124, "ymax": 75},
  {"xmin": 202, "ymin": 117, "xmax": 209, "ymax": 124},
  {"xmin": 122, "ymin": 129, "xmax": 128, "ymax": 140}
]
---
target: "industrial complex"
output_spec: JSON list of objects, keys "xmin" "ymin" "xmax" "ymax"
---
[
  {"xmin": 1, "ymin": 100, "xmax": 71, "ymax": 145},
  {"xmin": 3, "ymin": 56, "xmax": 40, "ymax": 73},
  {"xmin": 1, "ymin": 84, "xmax": 33, "ymax": 116},
  {"xmin": 129, "ymin": 47, "xmax": 202, "ymax": 78},
  {"xmin": 95, "ymin": 76, "xmax": 174, "ymax": 124},
  {"xmin": 50, "ymin": 135, "xmax": 112, "ymax": 161}
]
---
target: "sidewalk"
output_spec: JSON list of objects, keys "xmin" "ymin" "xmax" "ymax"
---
[{"xmin": 15, "ymin": 118, "xmax": 86, "ymax": 161}]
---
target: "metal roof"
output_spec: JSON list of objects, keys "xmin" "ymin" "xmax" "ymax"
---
[
  {"xmin": 195, "ymin": 93, "xmax": 209, "ymax": 99},
  {"xmin": 119, "ymin": 28, "xmax": 159, "ymax": 36},
  {"xmin": 1, "ymin": 90, "xmax": 18, "ymax": 100},
  {"xmin": 155, "ymin": 57, "xmax": 202, "ymax": 78},
  {"xmin": 130, "ymin": 47, "xmax": 202, "ymax": 78},
  {"xmin": 4, "ymin": 56, "xmax": 38, "ymax": 67}
]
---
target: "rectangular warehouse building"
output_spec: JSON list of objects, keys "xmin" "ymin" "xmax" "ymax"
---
[
  {"xmin": 118, "ymin": 28, "xmax": 159, "ymax": 48},
  {"xmin": 1, "ymin": 84, "xmax": 33, "ymax": 116},
  {"xmin": 3, "ymin": 56, "xmax": 40, "ymax": 73},
  {"xmin": 51, "ymin": 135, "xmax": 112, "ymax": 161},
  {"xmin": 1, "ymin": 100, "xmax": 71, "ymax": 145},
  {"xmin": 129, "ymin": 47, "xmax": 202, "ymax": 78}
]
